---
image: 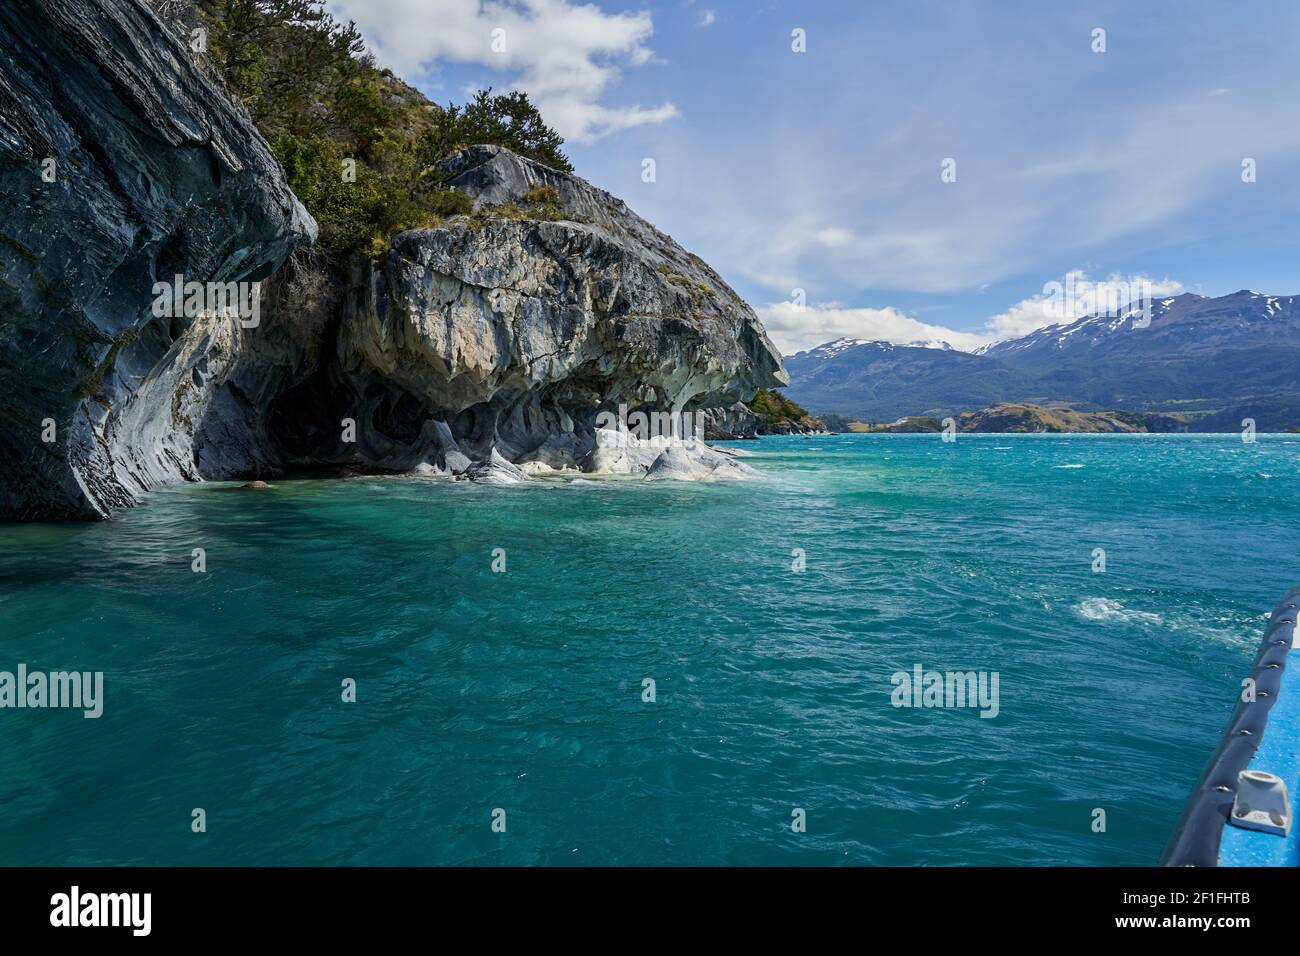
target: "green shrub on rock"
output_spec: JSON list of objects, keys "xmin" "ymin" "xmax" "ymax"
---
[{"xmin": 194, "ymin": 0, "xmax": 572, "ymax": 254}]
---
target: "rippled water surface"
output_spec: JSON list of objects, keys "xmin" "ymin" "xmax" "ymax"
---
[{"xmin": 1, "ymin": 434, "xmax": 1297, "ymax": 865}]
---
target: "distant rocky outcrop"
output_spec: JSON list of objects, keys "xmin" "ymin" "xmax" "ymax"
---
[
  {"xmin": 849, "ymin": 416, "xmax": 945, "ymax": 433},
  {"xmin": 699, "ymin": 403, "xmax": 762, "ymax": 439},
  {"xmin": 745, "ymin": 387, "xmax": 824, "ymax": 435},
  {"xmin": 956, "ymin": 403, "xmax": 1182, "ymax": 433},
  {"xmin": 762, "ymin": 416, "xmax": 827, "ymax": 435},
  {"xmin": 842, "ymin": 403, "xmax": 1188, "ymax": 433}
]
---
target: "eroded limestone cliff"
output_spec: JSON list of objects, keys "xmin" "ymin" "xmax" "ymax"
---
[
  {"xmin": 0, "ymin": 1, "xmax": 787, "ymax": 520},
  {"xmin": 0, "ymin": 0, "xmax": 314, "ymax": 518},
  {"xmin": 246, "ymin": 145, "xmax": 788, "ymax": 476}
]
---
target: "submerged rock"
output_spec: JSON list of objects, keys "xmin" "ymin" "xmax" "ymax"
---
[
  {"xmin": 455, "ymin": 450, "xmax": 530, "ymax": 485},
  {"xmin": 523, "ymin": 433, "xmax": 589, "ymax": 471},
  {"xmin": 583, "ymin": 427, "xmax": 670, "ymax": 476},
  {"xmin": 519, "ymin": 460, "xmax": 572, "ymax": 476},
  {"xmin": 644, "ymin": 443, "xmax": 759, "ymax": 482},
  {"xmin": 580, "ymin": 426, "xmax": 757, "ymax": 481}
]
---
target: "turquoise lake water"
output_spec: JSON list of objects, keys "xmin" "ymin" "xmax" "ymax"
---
[{"xmin": 1, "ymin": 433, "xmax": 1297, "ymax": 865}]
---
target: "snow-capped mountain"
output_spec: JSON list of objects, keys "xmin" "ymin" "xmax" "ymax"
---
[
  {"xmin": 783, "ymin": 290, "xmax": 1300, "ymax": 426},
  {"xmin": 806, "ymin": 337, "xmax": 954, "ymax": 358},
  {"xmin": 981, "ymin": 291, "xmax": 1300, "ymax": 368},
  {"xmin": 783, "ymin": 339, "xmax": 1035, "ymax": 422}
]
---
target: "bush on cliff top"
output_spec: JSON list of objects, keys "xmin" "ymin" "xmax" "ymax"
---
[
  {"xmin": 191, "ymin": 0, "xmax": 572, "ymax": 253},
  {"xmin": 748, "ymin": 390, "xmax": 814, "ymax": 429}
]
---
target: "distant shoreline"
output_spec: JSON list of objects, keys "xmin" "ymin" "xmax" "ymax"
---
[{"xmin": 815, "ymin": 402, "xmax": 1300, "ymax": 435}]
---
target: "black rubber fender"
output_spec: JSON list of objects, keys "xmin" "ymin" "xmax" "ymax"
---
[{"xmin": 1160, "ymin": 586, "xmax": 1300, "ymax": 866}]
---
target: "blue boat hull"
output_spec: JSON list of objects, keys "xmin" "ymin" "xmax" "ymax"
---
[{"xmin": 1163, "ymin": 586, "xmax": 1300, "ymax": 866}]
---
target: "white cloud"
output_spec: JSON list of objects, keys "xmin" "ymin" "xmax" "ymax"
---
[
  {"xmin": 984, "ymin": 272, "xmax": 1184, "ymax": 340},
  {"xmin": 814, "ymin": 227, "xmax": 854, "ymax": 247},
  {"xmin": 759, "ymin": 271, "xmax": 1184, "ymax": 355},
  {"xmin": 327, "ymin": 0, "xmax": 678, "ymax": 143},
  {"xmin": 700, "ymin": 10, "xmax": 716, "ymax": 27},
  {"xmin": 757, "ymin": 302, "xmax": 989, "ymax": 355}
]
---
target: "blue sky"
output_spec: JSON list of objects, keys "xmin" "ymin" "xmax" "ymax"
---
[{"xmin": 329, "ymin": 0, "xmax": 1300, "ymax": 353}]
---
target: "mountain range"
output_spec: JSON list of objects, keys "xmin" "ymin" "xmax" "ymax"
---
[{"xmin": 783, "ymin": 291, "xmax": 1300, "ymax": 429}]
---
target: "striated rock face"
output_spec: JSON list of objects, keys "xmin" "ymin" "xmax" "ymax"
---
[
  {"xmin": 0, "ymin": 0, "xmax": 315, "ymax": 519},
  {"xmin": 700, "ymin": 403, "xmax": 762, "ymax": 439},
  {"xmin": 0, "ymin": 7, "xmax": 784, "ymax": 518},
  {"xmin": 217, "ymin": 145, "xmax": 787, "ymax": 480}
]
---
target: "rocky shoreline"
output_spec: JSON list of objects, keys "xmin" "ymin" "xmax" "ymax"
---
[{"xmin": 0, "ymin": 1, "xmax": 787, "ymax": 519}]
